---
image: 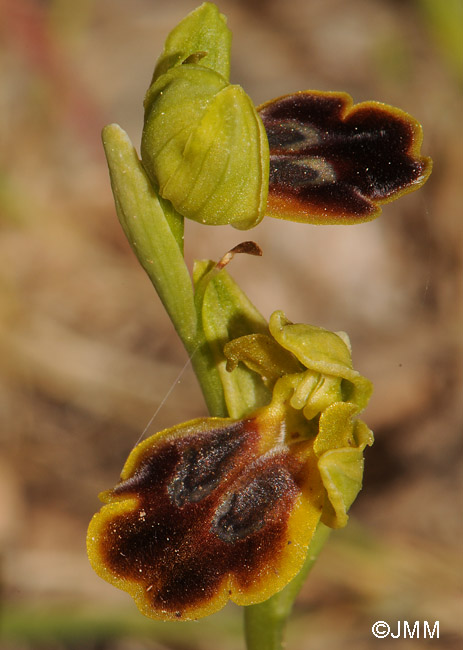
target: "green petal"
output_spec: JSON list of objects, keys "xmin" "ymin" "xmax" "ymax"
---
[
  {"xmin": 313, "ymin": 402, "xmax": 358, "ymax": 455},
  {"xmin": 318, "ymin": 446, "xmax": 365, "ymax": 528},
  {"xmin": 224, "ymin": 333, "xmax": 303, "ymax": 387},
  {"xmin": 142, "ymin": 64, "xmax": 269, "ymax": 229},
  {"xmin": 151, "ymin": 2, "xmax": 231, "ymax": 83},
  {"xmin": 314, "ymin": 403, "xmax": 374, "ymax": 528}
]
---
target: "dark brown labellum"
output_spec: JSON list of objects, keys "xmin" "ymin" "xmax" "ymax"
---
[{"xmin": 259, "ymin": 91, "xmax": 432, "ymax": 223}]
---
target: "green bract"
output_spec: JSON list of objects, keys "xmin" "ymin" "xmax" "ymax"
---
[
  {"xmin": 101, "ymin": 124, "xmax": 196, "ymax": 343},
  {"xmin": 194, "ymin": 259, "xmax": 271, "ymax": 418}
]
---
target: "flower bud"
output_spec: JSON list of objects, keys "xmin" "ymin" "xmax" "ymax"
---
[{"xmin": 141, "ymin": 3, "xmax": 269, "ymax": 229}]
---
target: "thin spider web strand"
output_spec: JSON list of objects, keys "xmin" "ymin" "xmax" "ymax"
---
[{"xmin": 132, "ymin": 346, "xmax": 199, "ymax": 448}]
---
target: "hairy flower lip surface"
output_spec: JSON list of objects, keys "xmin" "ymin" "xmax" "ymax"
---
[
  {"xmin": 259, "ymin": 90, "xmax": 432, "ymax": 224},
  {"xmin": 87, "ymin": 416, "xmax": 324, "ymax": 621}
]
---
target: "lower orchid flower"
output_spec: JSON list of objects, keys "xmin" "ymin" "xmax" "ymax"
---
[{"xmin": 87, "ymin": 310, "xmax": 373, "ymax": 621}]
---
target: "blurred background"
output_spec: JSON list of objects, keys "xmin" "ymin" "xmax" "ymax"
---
[{"xmin": 0, "ymin": 0, "xmax": 461, "ymax": 648}]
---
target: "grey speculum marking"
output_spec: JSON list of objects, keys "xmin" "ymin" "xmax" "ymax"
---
[
  {"xmin": 266, "ymin": 120, "xmax": 320, "ymax": 152},
  {"xmin": 211, "ymin": 466, "xmax": 293, "ymax": 543},
  {"xmin": 168, "ymin": 427, "xmax": 245, "ymax": 507}
]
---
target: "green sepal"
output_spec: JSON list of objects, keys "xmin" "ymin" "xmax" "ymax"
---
[
  {"xmin": 102, "ymin": 124, "xmax": 197, "ymax": 344},
  {"xmin": 314, "ymin": 402, "xmax": 374, "ymax": 528},
  {"xmin": 269, "ymin": 310, "xmax": 373, "ymax": 413},
  {"xmin": 193, "ymin": 260, "xmax": 271, "ymax": 418},
  {"xmin": 142, "ymin": 64, "xmax": 269, "ymax": 229},
  {"xmin": 151, "ymin": 2, "xmax": 232, "ymax": 83}
]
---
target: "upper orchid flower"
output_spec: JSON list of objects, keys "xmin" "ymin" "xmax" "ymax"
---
[
  {"xmin": 102, "ymin": 3, "xmax": 430, "ymax": 239},
  {"xmin": 134, "ymin": 2, "xmax": 431, "ymax": 231}
]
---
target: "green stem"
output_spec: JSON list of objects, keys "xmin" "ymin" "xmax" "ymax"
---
[
  {"xmin": 184, "ymin": 332, "xmax": 228, "ymax": 418},
  {"xmin": 244, "ymin": 523, "xmax": 331, "ymax": 650}
]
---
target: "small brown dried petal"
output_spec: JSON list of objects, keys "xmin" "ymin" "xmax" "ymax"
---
[{"xmin": 259, "ymin": 91, "xmax": 432, "ymax": 224}]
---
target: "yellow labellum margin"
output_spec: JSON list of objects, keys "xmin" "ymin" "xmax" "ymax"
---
[{"xmin": 87, "ymin": 407, "xmax": 325, "ymax": 621}]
